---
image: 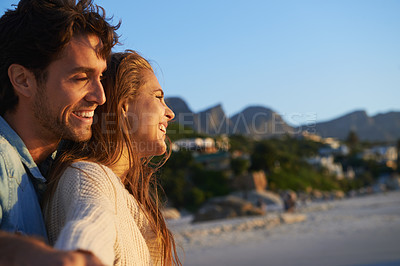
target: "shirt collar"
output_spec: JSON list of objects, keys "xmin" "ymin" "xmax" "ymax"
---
[{"xmin": 0, "ymin": 116, "xmax": 47, "ymax": 183}]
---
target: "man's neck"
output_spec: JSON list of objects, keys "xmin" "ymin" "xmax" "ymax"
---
[
  {"xmin": 4, "ymin": 111, "xmax": 59, "ymax": 164},
  {"xmin": 29, "ymin": 141, "xmax": 59, "ymax": 164}
]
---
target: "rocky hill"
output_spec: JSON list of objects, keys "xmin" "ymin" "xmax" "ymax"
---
[
  {"xmin": 165, "ymin": 97, "xmax": 295, "ymax": 139},
  {"xmin": 311, "ymin": 110, "xmax": 400, "ymax": 142},
  {"xmin": 165, "ymin": 97, "xmax": 196, "ymax": 129},
  {"xmin": 230, "ymin": 106, "xmax": 294, "ymax": 139},
  {"xmin": 165, "ymin": 97, "xmax": 400, "ymax": 142},
  {"xmin": 194, "ymin": 104, "xmax": 232, "ymax": 135}
]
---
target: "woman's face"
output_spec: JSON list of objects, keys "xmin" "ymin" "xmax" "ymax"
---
[{"xmin": 124, "ymin": 70, "xmax": 175, "ymax": 157}]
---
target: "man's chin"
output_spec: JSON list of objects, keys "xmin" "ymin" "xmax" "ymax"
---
[{"xmin": 64, "ymin": 129, "xmax": 92, "ymax": 142}]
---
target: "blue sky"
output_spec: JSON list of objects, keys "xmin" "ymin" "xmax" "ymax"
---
[{"xmin": 1, "ymin": 0, "xmax": 399, "ymax": 125}]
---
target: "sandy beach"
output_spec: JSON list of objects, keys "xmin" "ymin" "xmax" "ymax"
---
[{"xmin": 169, "ymin": 190, "xmax": 400, "ymax": 266}]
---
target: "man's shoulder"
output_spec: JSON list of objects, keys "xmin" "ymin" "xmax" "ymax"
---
[
  {"xmin": 0, "ymin": 134, "xmax": 20, "ymax": 157},
  {"xmin": 0, "ymin": 134, "xmax": 23, "ymax": 175},
  {"xmin": 0, "ymin": 133, "xmax": 9, "ymax": 145}
]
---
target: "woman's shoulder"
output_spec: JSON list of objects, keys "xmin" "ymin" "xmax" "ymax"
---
[
  {"xmin": 69, "ymin": 161, "xmax": 113, "ymax": 174},
  {"xmin": 61, "ymin": 161, "xmax": 120, "ymax": 188}
]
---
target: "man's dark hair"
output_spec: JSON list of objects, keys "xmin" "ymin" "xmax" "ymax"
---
[{"xmin": 0, "ymin": 0, "xmax": 120, "ymax": 115}]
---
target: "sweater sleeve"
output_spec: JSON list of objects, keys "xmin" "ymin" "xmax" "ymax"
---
[{"xmin": 53, "ymin": 162, "xmax": 118, "ymax": 266}]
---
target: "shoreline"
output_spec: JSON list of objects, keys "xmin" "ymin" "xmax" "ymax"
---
[{"xmin": 170, "ymin": 190, "xmax": 400, "ymax": 266}]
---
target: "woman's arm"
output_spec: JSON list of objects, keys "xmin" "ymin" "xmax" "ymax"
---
[{"xmin": 47, "ymin": 163, "xmax": 118, "ymax": 266}]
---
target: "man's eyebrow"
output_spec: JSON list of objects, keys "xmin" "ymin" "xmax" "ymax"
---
[{"xmin": 68, "ymin": 67, "xmax": 98, "ymax": 75}]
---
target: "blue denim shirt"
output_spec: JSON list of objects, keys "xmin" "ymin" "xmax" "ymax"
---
[{"xmin": 0, "ymin": 116, "xmax": 48, "ymax": 240}]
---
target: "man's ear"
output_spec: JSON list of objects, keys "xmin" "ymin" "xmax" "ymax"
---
[{"xmin": 8, "ymin": 64, "xmax": 37, "ymax": 98}]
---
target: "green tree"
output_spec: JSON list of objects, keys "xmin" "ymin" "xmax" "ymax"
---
[
  {"xmin": 229, "ymin": 134, "xmax": 253, "ymax": 153},
  {"xmin": 230, "ymin": 157, "xmax": 250, "ymax": 176},
  {"xmin": 346, "ymin": 130, "xmax": 359, "ymax": 154},
  {"xmin": 166, "ymin": 122, "xmax": 206, "ymax": 141},
  {"xmin": 160, "ymin": 150, "xmax": 194, "ymax": 209},
  {"xmin": 250, "ymin": 140, "xmax": 277, "ymax": 172}
]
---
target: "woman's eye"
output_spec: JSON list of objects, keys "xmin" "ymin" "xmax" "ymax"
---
[{"xmin": 74, "ymin": 75, "xmax": 88, "ymax": 81}]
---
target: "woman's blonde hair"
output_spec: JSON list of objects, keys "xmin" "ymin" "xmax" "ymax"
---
[{"xmin": 45, "ymin": 50, "xmax": 181, "ymax": 265}]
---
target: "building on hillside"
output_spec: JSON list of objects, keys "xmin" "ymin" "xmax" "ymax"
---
[
  {"xmin": 301, "ymin": 132, "xmax": 349, "ymax": 156},
  {"xmin": 193, "ymin": 151, "xmax": 231, "ymax": 171},
  {"xmin": 306, "ymin": 155, "xmax": 345, "ymax": 179},
  {"xmin": 215, "ymin": 134, "xmax": 230, "ymax": 151},
  {"xmin": 323, "ymin": 137, "xmax": 340, "ymax": 149},
  {"xmin": 301, "ymin": 131, "xmax": 322, "ymax": 142},
  {"xmin": 318, "ymin": 145, "xmax": 349, "ymax": 157},
  {"xmin": 361, "ymin": 146, "xmax": 398, "ymax": 169},
  {"xmin": 172, "ymin": 137, "xmax": 217, "ymax": 153}
]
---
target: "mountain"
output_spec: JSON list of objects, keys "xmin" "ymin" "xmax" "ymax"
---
[
  {"xmin": 165, "ymin": 97, "xmax": 196, "ymax": 129},
  {"xmin": 165, "ymin": 97, "xmax": 400, "ymax": 142},
  {"xmin": 372, "ymin": 112, "xmax": 400, "ymax": 141},
  {"xmin": 164, "ymin": 98, "xmax": 232, "ymax": 134},
  {"xmin": 194, "ymin": 104, "xmax": 232, "ymax": 135},
  {"xmin": 165, "ymin": 97, "xmax": 192, "ymax": 114},
  {"xmin": 310, "ymin": 110, "xmax": 400, "ymax": 142},
  {"xmin": 166, "ymin": 97, "xmax": 293, "ymax": 139},
  {"xmin": 230, "ymin": 106, "xmax": 294, "ymax": 139}
]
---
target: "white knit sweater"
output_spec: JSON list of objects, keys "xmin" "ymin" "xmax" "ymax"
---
[{"xmin": 44, "ymin": 161, "xmax": 162, "ymax": 266}]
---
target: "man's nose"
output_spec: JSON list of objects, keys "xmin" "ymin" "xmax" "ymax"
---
[{"xmin": 85, "ymin": 79, "xmax": 106, "ymax": 105}]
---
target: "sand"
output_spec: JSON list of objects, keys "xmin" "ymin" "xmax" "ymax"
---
[{"xmin": 169, "ymin": 190, "xmax": 400, "ymax": 266}]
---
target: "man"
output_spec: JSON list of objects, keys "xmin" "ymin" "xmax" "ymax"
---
[{"xmin": 0, "ymin": 0, "xmax": 119, "ymax": 264}]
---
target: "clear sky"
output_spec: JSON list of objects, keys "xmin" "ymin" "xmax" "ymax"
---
[{"xmin": 1, "ymin": 0, "xmax": 399, "ymax": 125}]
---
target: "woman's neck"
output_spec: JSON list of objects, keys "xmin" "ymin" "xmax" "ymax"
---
[{"xmin": 109, "ymin": 148, "xmax": 131, "ymax": 182}]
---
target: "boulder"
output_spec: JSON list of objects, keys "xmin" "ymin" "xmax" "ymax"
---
[
  {"xmin": 193, "ymin": 195, "xmax": 265, "ymax": 223},
  {"xmin": 332, "ymin": 190, "xmax": 345, "ymax": 200},
  {"xmin": 162, "ymin": 208, "xmax": 181, "ymax": 220},
  {"xmin": 232, "ymin": 190, "xmax": 283, "ymax": 209},
  {"xmin": 311, "ymin": 189, "xmax": 323, "ymax": 201}
]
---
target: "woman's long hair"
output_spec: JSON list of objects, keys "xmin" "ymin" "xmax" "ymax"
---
[{"xmin": 45, "ymin": 50, "xmax": 181, "ymax": 265}]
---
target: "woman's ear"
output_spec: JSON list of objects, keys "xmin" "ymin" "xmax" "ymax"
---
[
  {"xmin": 8, "ymin": 64, "xmax": 37, "ymax": 98},
  {"xmin": 121, "ymin": 99, "xmax": 129, "ymax": 117}
]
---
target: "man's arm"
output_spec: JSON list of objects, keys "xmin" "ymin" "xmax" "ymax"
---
[{"xmin": 0, "ymin": 231, "xmax": 104, "ymax": 266}]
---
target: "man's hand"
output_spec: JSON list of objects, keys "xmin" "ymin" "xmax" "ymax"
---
[
  {"xmin": 0, "ymin": 231, "xmax": 104, "ymax": 266},
  {"xmin": 60, "ymin": 250, "xmax": 104, "ymax": 266}
]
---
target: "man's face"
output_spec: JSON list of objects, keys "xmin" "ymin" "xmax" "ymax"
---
[{"xmin": 33, "ymin": 34, "xmax": 107, "ymax": 142}]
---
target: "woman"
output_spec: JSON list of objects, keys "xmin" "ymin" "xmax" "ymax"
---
[{"xmin": 43, "ymin": 50, "xmax": 181, "ymax": 265}]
